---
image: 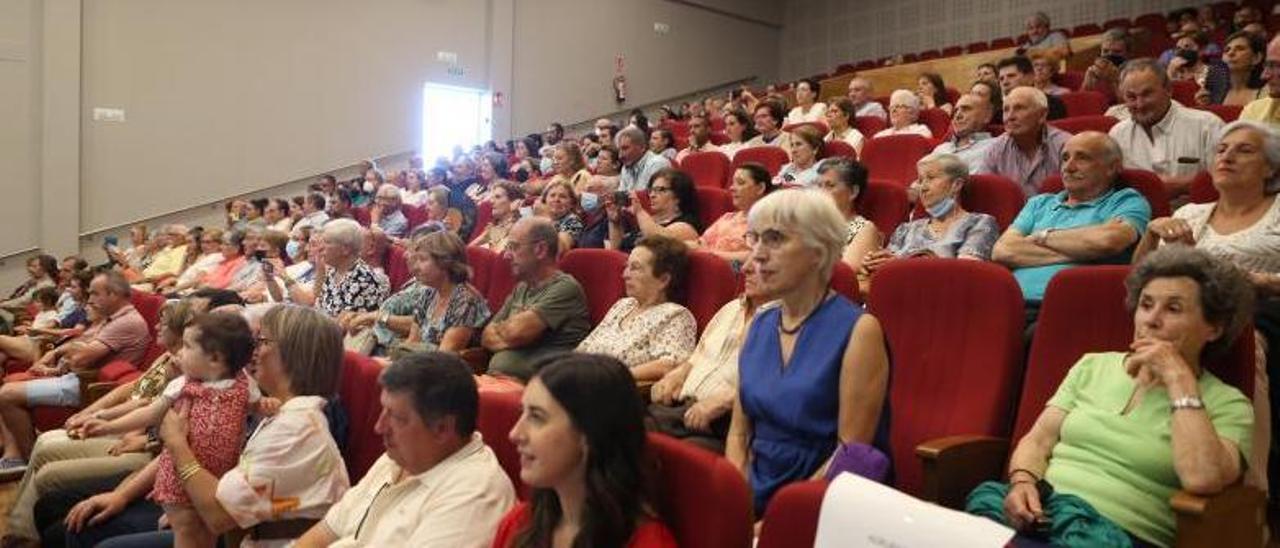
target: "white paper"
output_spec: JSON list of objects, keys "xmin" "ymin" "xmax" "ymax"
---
[{"xmin": 813, "ymin": 473, "xmax": 1015, "ymax": 548}]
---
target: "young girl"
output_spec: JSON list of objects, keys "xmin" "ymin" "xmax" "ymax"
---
[
  {"xmin": 81, "ymin": 311, "xmax": 259, "ymax": 547},
  {"xmin": 27, "ymin": 287, "xmax": 62, "ymax": 330}
]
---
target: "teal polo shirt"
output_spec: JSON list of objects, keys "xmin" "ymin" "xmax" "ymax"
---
[{"xmin": 1010, "ymin": 187, "xmax": 1151, "ymax": 301}]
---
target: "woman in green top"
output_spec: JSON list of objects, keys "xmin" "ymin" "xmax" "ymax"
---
[{"xmin": 1000, "ymin": 246, "xmax": 1256, "ymax": 547}]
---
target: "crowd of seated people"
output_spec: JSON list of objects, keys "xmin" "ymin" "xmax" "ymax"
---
[{"xmin": 0, "ymin": 5, "xmax": 1279, "ymax": 546}]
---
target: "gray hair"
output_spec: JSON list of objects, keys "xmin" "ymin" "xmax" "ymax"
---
[
  {"xmin": 519, "ymin": 216, "xmax": 560, "ymax": 259},
  {"xmin": 1008, "ymin": 86, "xmax": 1049, "ymax": 111},
  {"xmin": 747, "ymin": 189, "xmax": 847, "ymax": 281},
  {"xmin": 615, "ymin": 126, "xmax": 646, "ymax": 148},
  {"xmin": 322, "ymin": 218, "xmax": 365, "ymax": 255},
  {"xmin": 1118, "ymin": 57, "xmax": 1170, "ymax": 89},
  {"xmin": 1028, "ymin": 11, "xmax": 1050, "ymax": 26},
  {"xmin": 1213, "ymin": 120, "xmax": 1280, "ymax": 193},
  {"xmin": 889, "ymin": 89, "xmax": 921, "ymax": 111},
  {"xmin": 1126, "ymin": 246, "xmax": 1255, "ymax": 359},
  {"xmin": 917, "ymin": 153, "xmax": 970, "ymax": 182},
  {"xmin": 376, "ymin": 183, "xmax": 401, "ymax": 200},
  {"xmin": 1101, "ymin": 28, "xmax": 1132, "ymax": 50},
  {"xmin": 427, "ymin": 185, "xmax": 451, "ymax": 206},
  {"xmin": 96, "ymin": 269, "xmax": 132, "ymax": 298}
]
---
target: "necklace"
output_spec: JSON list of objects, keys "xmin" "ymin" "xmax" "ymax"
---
[{"xmin": 778, "ymin": 292, "xmax": 829, "ymax": 335}]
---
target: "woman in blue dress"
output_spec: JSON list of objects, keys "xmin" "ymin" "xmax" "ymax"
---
[{"xmin": 725, "ymin": 188, "xmax": 893, "ymax": 514}]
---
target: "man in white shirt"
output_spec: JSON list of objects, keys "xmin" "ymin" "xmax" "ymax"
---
[
  {"xmin": 675, "ymin": 114, "xmax": 720, "ymax": 164},
  {"xmin": 616, "ymin": 126, "xmax": 673, "ymax": 192},
  {"xmin": 1108, "ymin": 58, "xmax": 1223, "ymax": 197},
  {"xmin": 933, "ymin": 93, "xmax": 996, "ymax": 174},
  {"xmin": 1019, "ymin": 12, "xmax": 1069, "ymax": 58},
  {"xmin": 291, "ymin": 193, "xmax": 331, "ymax": 238},
  {"xmin": 296, "ymin": 353, "xmax": 515, "ymax": 548},
  {"xmin": 847, "ymin": 77, "xmax": 887, "ymax": 121}
]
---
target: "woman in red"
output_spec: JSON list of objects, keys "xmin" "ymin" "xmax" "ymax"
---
[{"xmin": 492, "ymin": 353, "xmax": 676, "ymax": 548}]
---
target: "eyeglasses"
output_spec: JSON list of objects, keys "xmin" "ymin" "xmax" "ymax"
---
[
  {"xmin": 744, "ymin": 228, "xmax": 790, "ymax": 249},
  {"xmin": 650, "ymin": 185, "xmax": 673, "ymax": 194},
  {"xmin": 255, "ymin": 336, "xmax": 275, "ymax": 347},
  {"xmin": 505, "ymin": 239, "xmax": 534, "ymax": 251}
]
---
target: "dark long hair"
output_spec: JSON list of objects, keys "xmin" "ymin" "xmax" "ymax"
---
[
  {"xmin": 649, "ymin": 168, "xmax": 701, "ymax": 232},
  {"xmin": 512, "ymin": 354, "xmax": 657, "ymax": 548},
  {"xmin": 921, "ymin": 72, "xmax": 949, "ymax": 107}
]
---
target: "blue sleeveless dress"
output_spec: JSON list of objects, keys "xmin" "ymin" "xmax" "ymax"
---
[{"xmin": 739, "ymin": 294, "xmax": 892, "ymax": 511}]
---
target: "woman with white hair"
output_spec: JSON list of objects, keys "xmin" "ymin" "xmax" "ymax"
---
[
  {"xmin": 1132, "ymin": 120, "xmax": 1280, "ymax": 492},
  {"xmin": 315, "ymin": 218, "xmax": 390, "ymax": 319},
  {"xmin": 725, "ymin": 189, "xmax": 892, "ymax": 514},
  {"xmin": 872, "ymin": 89, "xmax": 933, "ymax": 138}
]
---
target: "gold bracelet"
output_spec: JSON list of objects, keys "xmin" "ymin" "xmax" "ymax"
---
[{"xmin": 178, "ymin": 462, "xmax": 203, "ymax": 482}]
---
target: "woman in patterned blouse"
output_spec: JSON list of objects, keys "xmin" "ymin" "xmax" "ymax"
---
[
  {"xmin": 539, "ymin": 180, "xmax": 585, "ymax": 254},
  {"xmin": 576, "ymin": 234, "xmax": 697, "ymax": 382}
]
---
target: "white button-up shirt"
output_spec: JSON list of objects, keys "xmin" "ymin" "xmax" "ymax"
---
[
  {"xmin": 1108, "ymin": 102, "xmax": 1223, "ymax": 177},
  {"xmin": 321, "ymin": 433, "xmax": 515, "ymax": 548}
]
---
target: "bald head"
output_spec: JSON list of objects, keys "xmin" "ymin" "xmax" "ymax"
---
[
  {"xmin": 1061, "ymin": 131, "xmax": 1122, "ymax": 200},
  {"xmin": 951, "ymin": 93, "xmax": 993, "ymax": 136},
  {"xmin": 847, "ymin": 77, "xmax": 874, "ymax": 105}
]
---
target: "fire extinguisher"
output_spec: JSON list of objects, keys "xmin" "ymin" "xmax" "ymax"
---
[{"xmin": 613, "ymin": 75, "xmax": 627, "ymax": 103}]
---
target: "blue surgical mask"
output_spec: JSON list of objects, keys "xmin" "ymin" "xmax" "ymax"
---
[
  {"xmin": 926, "ymin": 195, "xmax": 957, "ymax": 218},
  {"xmin": 285, "ymin": 240, "xmax": 302, "ymax": 260},
  {"xmin": 580, "ymin": 192, "xmax": 601, "ymax": 213}
]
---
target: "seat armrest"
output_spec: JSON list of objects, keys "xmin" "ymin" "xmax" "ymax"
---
[
  {"xmin": 916, "ymin": 435, "xmax": 1009, "ymax": 509},
  {"xmin": 458, "ymin": 347, "xmax": 490, "ymax": 375},
  {"xmin": 1171, "ymin": 483, "xmax": 1265, "ymax": 548}
]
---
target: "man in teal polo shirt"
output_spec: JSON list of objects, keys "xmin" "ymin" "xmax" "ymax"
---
[{"xmin": 993, "ymin": 131, "xmax": 1151, "ymax": 320}]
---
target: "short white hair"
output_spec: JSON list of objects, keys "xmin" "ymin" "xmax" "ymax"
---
[
  {"xmin": 376, "ymin": 183, "xmax": 401, "ymax": 200},
  {"xmin": 1008, "ymin": 86, "xmax": 1048, "ymax": 111},
  {"xmin": 1215, "ymin": 120, "xmax": 1280, "ymax": 193},
  {"xmin": 889, "ymin": 89, "xmax": 921, "ymax": 111},
  {"xmin": 747, "ymin": 189, "xmax": 847, "ymax": 281},
  {"xmin": 322, "ymin": 218, "xmax": 365, "ymax": 254}
]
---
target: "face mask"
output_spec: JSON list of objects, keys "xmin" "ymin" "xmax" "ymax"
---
[
  {"xmin": 285, "ymin": 240, "xmax": 302, "ymax": 260},
  {"xmin": 540, "ymin": 157, "xmax": 554, "ymax": 175},
  {"xmin": 580, "ymin": 192, "xmax": 601, "ymax": 213},
  {"xmin": 926, "ymin": 195, "xmax": 957, "ymax": 218},
  {"xmin": 1103, "ymin": 54, "xmax": 1127, "ymax": 67},
  {"xmin": 362, "ymin": 180, "xmax": 375, "ymax": 193},
  {"xmin": 1176, "ymin": 49, "xmax": 1199, "ymax": 63}
]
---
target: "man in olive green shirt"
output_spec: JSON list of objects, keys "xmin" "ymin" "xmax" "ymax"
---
[{"xmin": 481, "ymin": 217, "xmax": 590, "ymax": 381}]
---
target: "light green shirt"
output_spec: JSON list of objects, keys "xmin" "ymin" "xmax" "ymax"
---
[{"xmin": 1045, "ymin": 352, "xmax": 1253, "ymax": 547}]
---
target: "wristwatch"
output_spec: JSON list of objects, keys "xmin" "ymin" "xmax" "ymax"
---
[{"xmin": 1170, "ymin": 396, "xmax": 1205, "ymax": 411}]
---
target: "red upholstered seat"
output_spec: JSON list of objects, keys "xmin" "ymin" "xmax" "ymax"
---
[
  {"xmin": 868, "ymin": 259, "xmax": 1025, "ymax": 497},
  {"xmin": 1049, "ymin": 114, "xmax": 1119, "ymax": 134},
  {"xmin": 484, "ymin": 252, "xmax": 518, "ymax": 313},
  {"xmin": 757, "ymin": 480, "xmax": 825, "ymax": 548},
  {"xmin": 1055, "ymin": 70, "xmax": 1085, "ymax": 91},
  {"xmin": 649, "ymin": 433, "xmax": 753, "ymax": 548},
  {"xmin": 465, "ymin": 245, "xmax": 494, "ymax": 297},
  {"xmin": 338, "ymin": 351, "xmax": 385, "ymax": 483},
  {"xmin": 469, "ymin": 200, "xmax": 494, "ymax": 242},
  {"xmin": 477, "ymin": 389, "xmax": 525, "ymax": 499},
  {"xmin": 559, "ymin": 249, "xmax": 628, "ymax": 325},
  {"xmin": 682, "ymin": 251, "xmax": 739, "ymax": 334},
  {"xmin": 990, "ymin": 37, "xmax": 1016, "ymax": 49},
  {"xmin": 1040, "ymin": 168, "xmax": 1171, "ymax": 217},
  {"xmin": 1189, "ymin": 170, "xmax": 1218, "ymax": 204},
  {"xmin": 860, "ymin": 134, "xmax": 935, "ymax": 187},
  {"xmin": 732, "ymin": 146, "xmax": 789, "ymax": 178},
  {"xmin": 910, "ymin": 173, "xmax": 1026, "ymax": 230},
  {"xmin": 402, "ymin": 204, "xmax": 431, "ymax": 232},
  {"xmin": 385, "ymin": 244, "xmax": 411, "ymax": 292},
  {"xmin": 1101, "ymin": 18, "xmax": 1130, "ymax": 30},
  {"xmin": 350, "ymin": 206, "xmax": 371, "ymax": 227},
  {"xmin": 680, "ymin": 151, "xmax": 733, "ymax": 188},
  {"xmin": 1058, "ymin": 91, "xmax": 1109, "ymax": 117},
  {"xmin": 830, "ymin": 261, "xmax": 860, "ymax": 304},
  {"xmin": 1171, "ymin": 80, "xmax": 1200, "ymax": 107},
  {"xmin": 917, "ymin": 108, "xmax": 951, "ymax": 140},
  {"xmin": 941, "ymin": 46, "xmax": 963, "ymax": 57},
  {"xmin": 1071, "ymin": 23, "xmax": 1102, "ymax": 36},
  {"xmin": 1133, "ymin": 13, "xmax": 1166, "ymax": 35},
  {"xmin": 820, "ymin": 139, "xmax": 857, "ymax": 160},
  {"xmin": 860, "ymin": 178, "xmax": 912, "ymax": 236},
  {"xmin": 709, "ymin": 132, "xmax": 730, "ymax": 146},
  {"xmin": 918, "ymin": 49, "xmax": 941, "ymax": 61},
  {"xmin": 852, "ymin": 116, "xmax": 887, "ymax": 138},
  {"xmin": 965, "ymin": 41, "xmax": 990, "ymax": 53},
  {"xmin": 693, "ymin": 187, "xmax": 735, "ymax": 231},
  {"xmin": 131, "ymin": 291, "xmax": 165, "ymax": 340},
  {"xmin": 1199, "ymin": 104, "xmax": 1242, "ymax": 123}
]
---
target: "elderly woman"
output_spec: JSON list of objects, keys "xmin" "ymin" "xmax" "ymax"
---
[
  {"xmin": 726, "ymin": 189, "xmax": 892, "ymax": 513},
  {"xmin": 198, "ymin": 229, "xmax": 261, "ymax": 294},
  {"xmin": 471, "ymin": 181, "xmax": 525, "ymax": 251},
  {"xmin": 860, "ymin": 153, "xmax": 999, "ymax": 291},
  {"xmin": 816, "ymin": 158, "xmax": 881, "ymax": 277},
  {"xmin": 697, "ymin": 163, "xmax": 776, "ymax": 267},
  {"xmin": 344, "ymin": 231, "xmax": 489, "ymax": 355},
  {"xmin": 422, "ymin": 186, "xmax": 463, "ymax": 236},
  {"xmin": 538, "ymin": 180, "xmax": 585, "ymax": 253},
  {"xmin": 719, "ymin": 109, "xmax": 758, "ymax": 160},
  {"xmin": 774, "ymin": 125, "xmax": 825, "ymax": 187},
  {"xmin": 1031, "ymin": 54, "xmax": 1070, "ymax": 96},
  {"xmin": 314, "ymin": 218, "xmax": 390, "ymax": 319},
  {"xmin": 873, "ymin": 90, "xmax": 933, "ymax": 138},
  {"xmin": 576, "ymin": 235, "xmax": 697, "ymax": 382},
  {"xmin": 547, "ymin": 141, "xmax": 593, "ymax": 197},
  {"xmin": 1, "ymin": 300, "xmax": 193, "ymax": 546},
  {"xmin": 917, "ymin": 72, "xmax": 955, "ymax": 114},
  {"xmin": 1199, "ymin": 31, "xmax": 1266, "ymax": 107},
  {"xmin": 165, "ymin": 229, "xmax": 224, "ymax": 294},
  {"xmin": 61, "ymin": 305, "xmax": 350, "ymax": 547},
  {"xmin": 972, "ymin": 246, "xmax": 1255, "ymax": 547},
  {"xmin": 649, "ymin": 128, "xmax": 679, "ymax": 163},
  {"xmin": 824, "ymin": 98, "xmax": 866, "ymax": 157},
  {"xmin": 608, "ymin": 168, "xmax": 701, "ymax": 251},
  {"xmin": 786, "ymin": 79, "xmax": 828, "ymax": 125},
  {"xmin": 266, "ymin": 227, "xmax": 322, "ymax": 306}
]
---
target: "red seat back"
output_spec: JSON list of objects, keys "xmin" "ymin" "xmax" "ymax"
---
[
  {"xmin": 350, "ymin": 206, "xmax": 371, "ymax": 227},
  {"xmin": 694, "ymin": 187, "xmax": 736, "ymax": 231},
  {"xmin": 1199, "ymin": 104, "xmax": 1242, "ymax": 123},
  {"xmin": 1070, "ymin": 24, "xmax": 1102, "ymax": 36},
  {"xmin": 1189, "ymin": 170, "xmax": 1219, "ymax": 204},
  {"xmin": 129, "ymin": 291, "xmax": 165, "ymax": 341},
  {"xmin": 469, "ymin": 200, "xmax": 494, "ymax": 242},
  {"xmin": 385, "ymin": 244, "xmax": 412, "ymax": 292},
  {"xmin": 402, "ymin": 204, "xmax": 431, "ymax": 232},
  {"xmin": 709, "ymin": 132, "xmax": 730, "ymax": 146},
  {"xmin": 1102, "ymin": 18, "xmax": 1130, "ymax": 30},
  {"xmin": 917, "ymin": 108, "xmax": 951, "ymax": 140},
  {"xmin": 339, "ymin": 351, "xmax": 386, "ymax": 482},
  {"xmin": 757, "ymin": 480, "xmax": 825, "ymax": 548},
  {"xmin": 485, "ymin": 252, "xmax": 518, "ymax": 313},
  {"xmin": 465, "ymin": 245, "xmax": 494, "ymax": 296},
  {"xmin": 868, "ymin": 259, "xmax": 1025, "ymax": 497},
  {"xmin": 830, "ymin": 261, "xmax": 860, "ymax": 304},
  {"xmin": 1016, "ymin": 266, "xmax": 1255, "ymax": 441},
  {"xmin": 966, "ymin": 41, "xmax": 990, "ymax": 53},
  {"xmin": 860, "ymin": 178, "xmax": 912, "ymax": 236},
  {"xmin": 918, "ymin": 49, "xmax": 941, "ymax": 61},
  {"xmin": 680, "ymin": 151, "xmax": 733, "ymax": 188},
  {"xmin": 559, "ymin": 249, "xmax": 628, "ymax": 325},
  {"xmin": 732, "ymin": 146, "xmax": 790, "ymax": 178},
  {"xmin": 650, "ymin": 433, "xmax": 754, "ymax": 548},
  {"xmin": 1049, "ymin": 114, "xmax": 1119, "ymax": 134},
  {"xmin": 1040, "ymin": 169, "xmax": 1171, "ymax": 217},
  {"xmin": 1055, "ymin": 71, "xmax": 1085, "ymax": 91},
  {"xmin": 821, "ymin": 139, "xmax": 857, "ymax": 160},
  {"xmin": 1171, "ymin": 80, "xmax": 1200, "ymax": 107},
  {"xmin": 990, "ymin": 37, "xmax": 1016, "ymax": 49},
  {"xmin": 477, "ymin": 389, "xmax": 526, "ymax": 499},
  {"xmin": 860, "ymin": 134, "xmax": 935, "ymax": 187},
  {"xmin": 683, "ymin": 251, "xmax": 740, "ymax": 334},
  {"xmin": 941, "ymin": 46, "xmax": 964, "ymax": 57},
  {"xmin": 1058, "ymin": 91, "xmax": 1109, "ymax": 117},
  {"xmin": 852, "ymin": 116, "xmax": 888, "ymax": 138}
]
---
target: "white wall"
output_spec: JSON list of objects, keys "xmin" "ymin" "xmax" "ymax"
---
[
  {"xmin": 778, "ymin": 0, "xmax": 1204, "ymax": 80},
  {"xmin": 0, "ymin": 0, "xmax": 40, "ymax": 258}
]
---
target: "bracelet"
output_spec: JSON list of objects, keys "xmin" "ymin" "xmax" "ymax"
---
[
  {"xmin": 1007, "ymin": 468, "xmax": 1041, "ymax": 482},
  {"xmin": 178, "ymin": 462, "xmax": 203, "ymax": 482}
]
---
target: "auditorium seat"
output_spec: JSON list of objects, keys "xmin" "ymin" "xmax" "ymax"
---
[
  {"xmin": 559, "ymin": 248, "xmax": 628, "ymax": 325},
  {"xmin": 860, "ymin": 134, "xmax": 935, "ymax": 187},
  {"xmin": 1101, "ymin": 18, "xmax": 1130, "ymax": 30},
  {"xmin": 484, "ymin": 251, "xmax": 518, "ymax": 313},
  {"xmin": 1054, "ymin": 70, "xmax": 1085, "ymax": 91},
  {"xmin": 1048, "ymin": 114, "xmax": 1119, "ymax": 134},
  {"xmin": 350, "ymin": 206, "xmax": 371, "ymax": 227},
  {"xmin": 830, "ymin": 261, "xmax": 860, "ymax": 304},
  {"xmin": 680, "ymin": 151, "xmax": 733, "ymax": 188},
  {"xmin": 990, "ymin": 37, "xmax": 1016, "ymax": 49},
  {"xmin": 1171, "ymin": 80, "xmax": 1200, "ymax": 107},
  {"xmin": 965, "ymin": 41, "xmax": 989, "ymax": 53},
  {"xmin": 465, "ymin": 245, "xmax": 495, "ymax": 297},
  {"xmin": 469, "ymin": 200, "xmax": 494, "ymax": 242},
  {"xmin": 859, "ymin": 179, "xmax": 912, "ymax": 239},
  {"xmin": 477, "ymin": 389, "xmax": 525, "ymax": 499},
  {"xmin": 918, "ymin": 265, "xmax": 1263, "ymax": 546},
  {"xmin": 732, "ymin": 146, "xmax": 789, "ymax": 178},
  {"xmin": 867, "ymin": 259, "xmax": 1025, "ymax": 500},
  {"xmin": 682, "ymin": 251, "xmax": 739, "ymax": 334},
  {"xmin": 910, "ymin": 173, "xmax": 1025, "ymax": 231},
  {"xmin": 1189, "ymin": 170, "xmax": 1218, "ymax": 204},
  {"xmin": 918, "ymin": 49, "xmax": 941, "ymax": 61},
  {"xmin": 852, "ymin": 116, "xmax": 888, "ymax": 139},
  {"xmin": 1039, "ymin": 168, "xmax": 1171, "ymax": 217},
  {"xmin": 385, "ymin": 243, "xmax": 412, "ymax": 291},
  {"xmin": 941, "ymin": 46, "xmax": 963, "ymax": 57},
  {"xmin": 649, "ymin": 433, "xmax": 754, "ymax": 548},
  {"xmin": 757, "ymin": 481, "xmax": 825, "ymax": 548},
  {"xmin": 709, "ymin": 132, "xmax": 730, "ymax": 146},
  {"xmin": 782, "ymin": 121, "xmax": 829, "ymax": 136},
  {"xmin": 917, "ymin": 108, "xmax": 951, "ymax": 140},
  {"xmin": 1133, "ymin": 13, "xmax": 1167, "ymax": 35},
  {"xmin": 820, "ymin": 139, "xmax": 857, "ymax": 160},
  {"xmin": 1199, "ymin": 104, "xmax": 1242, "ymax": 123},
  {"xmin": 402, "ymin": 204, "xmax": 430, "ymax": 231},
  {"xmin": 694, "ymin": 186, "xmax": 736, "ymax": 230},
  {"xmin": 1058, "ymin": 91, "xmax": 1109, "ymax": 117},
  {"xmin": 339, "ymin": 351, "xmax": 386, "ymax": 482},
  {"xmin": 1070, "ymin": 23, "xmax": 1102, "ymax": 36}
]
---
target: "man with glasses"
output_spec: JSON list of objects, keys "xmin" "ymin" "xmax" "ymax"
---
[
  {"xmin": 1241, "ymin": 36, "xmax": 1280, "ymax": 128},
  {"xmin": 481, "ymin": 217, "xmax": 591, "ymax": 382},
  {"xmin": 371, "ymin": 184, "xmax": 409, "ymax": 239}
]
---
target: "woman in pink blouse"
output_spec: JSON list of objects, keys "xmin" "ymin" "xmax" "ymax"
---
[{"xmin": 695, "ymin": 162, "xmax": 776, "ymax": 268}]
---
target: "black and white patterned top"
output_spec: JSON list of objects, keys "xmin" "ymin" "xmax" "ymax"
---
[{"xmin": 318, "ymin": 259, "xmax": 390, "ymax": 317}]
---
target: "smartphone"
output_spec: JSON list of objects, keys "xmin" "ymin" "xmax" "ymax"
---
[
  {"xmin": 252, "ymin": 249, "xmax": 267, "ymax": 262},
  {"xmin": 261, "ymin": 259, "xmax": 275, "ymax": 276},
  {"xmin": 612, "ymin": 191, "xmax": 631, "ymax": 208}
]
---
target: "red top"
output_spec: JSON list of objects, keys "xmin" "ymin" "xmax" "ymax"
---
[{"xmin": 491, "ymin": 502, "xmax": 678, "ymax": 548}]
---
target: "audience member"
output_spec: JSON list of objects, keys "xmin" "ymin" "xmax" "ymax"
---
[
  {"xmin": 538, "ymin": 180, "xmax": 585, "ymax": 253},
  {"xmin": 1200, "ymin": 31, "xmax": 1265, "ymax": 107},
  {"xmin": 1110, "ymin": 58, "xmax": 1224, "ymax": 197},
  {"xmin": 471, "ymin": 181, "xmax": 524, "ymax": 251},
  {"xmin": 816, "ymin": 158, "xmax": 880, "ymax": 276},
  {"xmin": 933, "ymin": 93, "xmax": 997, "ymax": 173},
  {"xmin": 1083, "ymin": 28, "xmax": 1131, "ymax": 101},
  {"xmin": 697, "ymin": 163, "xmax": 776, "ymax": 268},
  {"xmin": 592, "ymin": 144, "xmax": 623, "ymax": 192},
  {"xmin": 786, "ymin": 78, "xmax": 828, "ymax": 124},
  {"xmin": 1019, "ymin": 12, "xmax": 1069, "ymax": 58},
  {"xmin": 649, "ymin": 128, "xmax": 679, "ymax": 163},
  {"xmin": 873, "ymin": 89, "xmax": 932, "ymax": 138},
  {"xmin": 917, "ymin": 72, "xmax": 954, "ymax": 114},
  {"xmin": 123, "ymin": 225, "xmax": 189, "ymax": 288},
  {"xmin": 481, "ymin": 217, "xmax": 591, "ymax": 383},
  {"xmin": 747, "ymin": 100, "xmax": 793, "ymax": 151},
  {"xmin": 424, "ymin": 186, "xmax": 465, "ymax": 236},
  {"xmin": 264, "ymin": 198, "xmax": 294, "ymax": 233},
  {"xmin": 726, "ymin": 189, "xmax": 892, "ymax": 513},
  {"xmin": 775, "ymin": 125, "xmax": 825, "ymax": 187},
  {"xmin": 608, "ymin": 168, "xmax": 700, "ymax": 251},
  {"xmin": 548, "ymin": 141, "xmax": 592, "ymax": 195},
  {"xmin": 675, "ymin": 114, "xmax": 719, "ymax": 163},
  {"xmin": 847, "ymin": 77, "xmax": 888, "ymax": 121},
  {"xmin": 974, "ymin": 63, "xmax": 999, "ymax": 86},
  {"xmin": 1166, "ymin": 31, "xmax": 1216, "ymax": 85},
  {"xmin": 594, "ymin": 118, "xmax": 618, "ymax": 145},
  {"xmin": 971, "ymin": 247, "xmax": 1253, "ymax": 548},
  {"xmin": 617, "ymin": 126, "xmax": 673, "ymax": 193},
  {"xmin": 400, "ymin": 169, "xmax": 430, "ymax": 207},
  {"xmin": 1030, "ymin": 54, "xmax": 1070, "ymax": 96},
  {"xmin": 314, "ymin": 219, "xmax": 390, "ymax": 318},
  {"xmin": 166, "ymin": 229, "xmax": 225, "ymax": 294},
  {"xmin": 0, "ymin": 255, "xmax": 58, "ymax": 330},
  {"xmin": 0, "ymin": 270, "xmax": 92, "ymax": 366},
  {"xmin": 296, "ymin": 352, "xmax": 514, "ymax": 547},
  {"xmin": 494, "ymin": 353, "xmax": 677, "ymax": 547},
  {"xmin": 993, "ymin": 131, "xmax": 1151, "ymax": 308},
  {"xmin": 370, "ymin": 183, "xmax": 410, "ymax": 239},
  {"xmin": 823, "ymin": 98, "xmax": 866, "ymax": 156},
  {"xmin": 292, "ymin": 193, "xmax": 331, "ymax": 238},
  {"xmin": 197, "ymin": 228, "xmax": 261, "ymax": 293},
  {"xmin": 719, "ymin": 109, "xmax": 758, "ymax": 159},
  {"xmin": 576, "ymin": 235, "xmax": 696, "ymax": 381},
  {"xmin": 996, "ymin": 56, "xmax": 1068, "ymax": 119},
  {"xmin": 970, "ymin": 80, "xmax": 1005, "ymax": 124},
  {"xmin": 979, "ymin": 86, "xmax": 1072, "ymax": 196}
]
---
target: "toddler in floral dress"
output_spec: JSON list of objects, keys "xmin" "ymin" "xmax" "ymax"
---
[{"xmin": 82, "ymin": 312, "xmax": 260, "ymax": 547}]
